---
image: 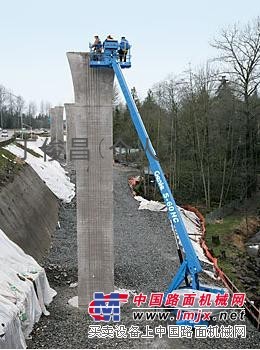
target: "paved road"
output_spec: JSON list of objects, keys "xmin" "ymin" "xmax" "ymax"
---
[{"xmin": 0, "ymin": 129, "xmax": 15, "ymax": 142}]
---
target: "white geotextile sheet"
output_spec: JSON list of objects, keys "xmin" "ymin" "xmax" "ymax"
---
[
  {"xmin": 5, "ymin": 138, "xmax": 75, "ymax": 203},
  {"xmin": 0, "ymin": 295, "xmax": 26, "ymax": 349},
  {"xmin": 134, "ymin": 195, "xmax": 213, "ymax": 265},
  {"xmin": 0, "ymin": 228, "xmax": 56, "ymax": 348}
]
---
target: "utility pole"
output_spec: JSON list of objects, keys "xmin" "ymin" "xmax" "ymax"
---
[{"xmin": 0, "ymin": 90, "xmax": 20, "ymax": 131}]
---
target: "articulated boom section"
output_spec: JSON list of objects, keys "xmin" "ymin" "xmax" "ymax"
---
[
  {"xmin": 89, "ymin": 43, "xmax": 224, "ymax": 308},
  {"xmin": 111, "ymin": 60, "xmax": 202, "ymax": 292}
]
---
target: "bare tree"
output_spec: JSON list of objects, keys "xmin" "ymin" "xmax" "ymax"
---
[
  {"xmin": 153, "ymin": 77, "xmax": 181, "ymax": 190},
  {"xmin": 27, "ymin": 101, "xmax": 37, "ymax": 127},
  {"xmin": 15, "ymin": 96, "xmax": 25, "ymax": 115},
  {"xmin": 181, "ymin": 64, "xmax": 219, "ymax": 209},
  {"xmin": 44, "ymin": 101, "xmax": 51, "ymax": 116},
  {"xmin": 212, "ymin": 17, "xmax": 260, "ymax": 196},
  {"xmin": 0, "ymin": 85, "xmax": 6, "ymax": 128},
  {"xmin": 15, "ymin": 95, "xmax": 25, "ymax": 129},
  {"xmin": 212, "ymin": 18, "xmax": 260, "ymax": 98},
  {"xmin": 28, "ymin": 101, "xmax": 37, "ymax": 117},
  {"xmin": 40, "ymin": 100, "xmax": 45, "ymax": 115}
]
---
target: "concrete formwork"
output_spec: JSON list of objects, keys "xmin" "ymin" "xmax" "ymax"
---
[
  {"xmin": 64, "ymin": 103, "xmax": 76, "ymax": 173},
  {"xmin": 67, "ymin": 52, "xmax": 114, "ymax": 308}
]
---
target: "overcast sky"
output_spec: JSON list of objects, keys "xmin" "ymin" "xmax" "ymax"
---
[{"xmin": 0, "ymin": 0, "xmax": 259, "ymax": 110}]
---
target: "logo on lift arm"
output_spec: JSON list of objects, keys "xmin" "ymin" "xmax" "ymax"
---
[{"xmin": 88, "ymin": 292, "xmax": 129, "ymax": 322}]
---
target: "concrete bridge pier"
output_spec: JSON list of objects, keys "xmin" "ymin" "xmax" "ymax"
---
[
  {"xmin": 50, "ymin": 106, "xmax": 64, "ymax": 144},
  {"xmin": 50, "ymin": 107, "xmax": 56, "ymax": 143},
  {"xmin": 49, "ymin": 106, "xmax": 64, "ymax": 161},
  {"xmin": 67, "ymin": 52, "xmax": 114, "ymax": 308},
  {"xmin": 64, "ymin": 103, "xmax": 76, "ymax": 174}
]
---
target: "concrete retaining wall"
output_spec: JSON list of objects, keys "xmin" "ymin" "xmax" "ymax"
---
[{"xmin": 0, "ymin": 164, "xmax": 58, "ymax": 260}]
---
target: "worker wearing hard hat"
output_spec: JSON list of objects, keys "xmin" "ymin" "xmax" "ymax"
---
[
  {"xmin": 103, "ymin": 35, "xmax": 115, "ymax": 47},
  {"xmin": 106, "ymin": 35, "xmax": 114, "ymax": 41}
]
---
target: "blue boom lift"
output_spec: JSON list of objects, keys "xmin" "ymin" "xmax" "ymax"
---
[{"xmin": 89, "ymin": 40, "xmax": 224, "ymax": 325}]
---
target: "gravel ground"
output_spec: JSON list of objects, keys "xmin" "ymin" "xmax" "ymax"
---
[{"xmin": 27, "ymin": 165, "xmax": 260, "ymax": 349}]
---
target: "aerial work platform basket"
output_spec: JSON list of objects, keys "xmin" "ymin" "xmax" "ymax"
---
[{"xmin": 89, "ymin": 40, "xmax": 131, "ymax": 68}]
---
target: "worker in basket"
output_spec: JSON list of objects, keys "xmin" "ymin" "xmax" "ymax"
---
[
  {"xmin": 91, "ymin": 35, "xmax": 102, "ymax": 60},
  {"xmin": 118, "ymin": 36, "xmax": 130, "ymax": 62},
  {"xmin": 104, "ymin": 34, "xmax": 115, "ymax": 42}
]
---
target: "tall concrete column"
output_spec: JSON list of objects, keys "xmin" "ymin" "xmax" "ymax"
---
[
  {"xmin": 50, "ymin": 106, "xmax": 64, "ymax": 144},
  {"xmin": 49, "ymin": 106, "xmax": 64, "ymax": 162},
  {"xmin": 64, "ymin": 103, "xmax": 76, "ymax": 173},
  {"xmin": 54, "ymin": 106, "xmax": 64, "ymax": 144},
  {"xmin": 50, "ymin": 107, "xmax": 56, "ymax": 142},
  {"xmin": 67, "ymin": 52, "xmax": 114, "ymax": 308}
]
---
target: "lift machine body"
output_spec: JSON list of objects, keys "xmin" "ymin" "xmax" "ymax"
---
[{"xmin": 89, "ymin": 40, "xmax": 224, "ymax": 325}]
